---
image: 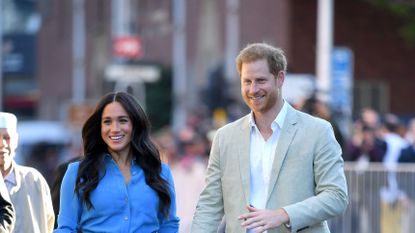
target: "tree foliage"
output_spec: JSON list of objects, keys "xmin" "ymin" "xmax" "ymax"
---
[
  {"xmin": 367, "ymin": 0, "xmax": 415, "ymax": 46},
  {"xmin": 145, "ymin": 66, "xmax": 172, "ymax": 131}
]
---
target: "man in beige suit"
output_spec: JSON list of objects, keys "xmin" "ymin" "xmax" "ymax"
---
[
  {"xmin": 0, "ymin": 112, "xmax": 54, "ymax": 233},
  {"xmin": 191, "ymin": 43, "xmax": 348, "ymax": 233}
]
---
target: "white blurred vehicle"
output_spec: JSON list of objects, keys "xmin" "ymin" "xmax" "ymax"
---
[{"xmin": 15, "ymin": 121, "xmax": 73, "ymax": 185}]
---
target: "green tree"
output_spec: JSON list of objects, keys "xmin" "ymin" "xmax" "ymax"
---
[
  {"xmin": 368, "ymin": 0, "xmax": 415, "ymax": 46},
  {"xmin": 145, "ymin": 66, "xmax": 172, "ymax": 131}
]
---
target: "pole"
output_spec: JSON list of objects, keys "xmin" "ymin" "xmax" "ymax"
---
[
  {"xmin": 72, "ymin": 0, "xmax": 86, "ymax": 103},
  {"xmin": 225, "ymin": 0, "xmax": 240, "ymax": 109},
  {"xmin": 112, "ymin": 0, "xmax": 146, "ymax": 108},
  {"xmin": 172, "ymin": 0, "xmax": 187, "ymax": 134},
  {"xmin": 112, "ymin": 0, "xmax": 131, "ymax": 37},
  {"xmin": 225, "ymin": 0, "xmax": 239, "ymax": 82},
  {"xmin": 316, "ymin": 0, "xmax": 334, "ymax": 102},
  {"xmin": 0, "ymin": 0, "xmax": 3, "ymax": 111}
]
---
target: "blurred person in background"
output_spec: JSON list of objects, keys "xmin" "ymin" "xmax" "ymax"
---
[
  {"xmin": 396, "ymin": 118, "xmax": 415, "ymax": 233},
  {"xmin": 379, "ymin": 113, "xmax": 409, "ymax": 233},
  {"xmin": 361, "ymin": 108, "xmax": 381, "ymax": 132},
  {"xmin": 54, "ymin": 92, "xmax": 179, "ymax": 232},
  {"xmin": 381, "ymin": 113, "xmax": 408, "ymax": 169},
  {"xmin": 399, "ymin": 118, "xmax": 415, "ymax": 163},
  {"xmin": 153, "ymin": 124, "xmax": 211, "ymax": 233},
  {"xmin": 171, "ymin": 127, "xmax": 208, "ymax": 233},
  {"xmin": 346, "ymin": 122, "xmax": 386, "ymax": 163},
  {"xmin": 345, "ymin": 115, "xmax": 387, "ymax": 233},
  {"xmin": 358, "ymin": 108, "xmax": 387, "ymax": 157},
  {"xmin": 344, "ymin": 107, "xmax": 387, "ymax": 162},
  {"xmin": 0, "ymin": 173, "xmax": 14, "ymax": 233},
  {"xmin": 50, "ymin": 156, "xmax": 82, "ymax": 228},
  {"xmin": 26, "ymin": 142, "xmax": 61, "ymax": 186},
  {"xmin": 50, "ymin": 128, "xmax": 84, "ymax": 228},
  {"xmin": 0, "ymin": 112, "xmax": 55, "ymax": 233},
  {"xmin": 192, "ymin": 43, "xmax": 348, "ymax": 233},
  {"xmin": 153, "ymin": 127, "xmax": 178, "ymax": 164},
  {"xmin": 300, "ymin": 95, "xmax": 345, "ymax": 155}
]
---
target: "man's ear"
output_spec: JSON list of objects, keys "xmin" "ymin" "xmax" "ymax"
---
[{"xmin": 277, "ymin": 71, "xmax": 285, "ymax": 86}]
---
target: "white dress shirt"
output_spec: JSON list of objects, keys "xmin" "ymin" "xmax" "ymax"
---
[
  {"xmin": 248, "ymin": 101, "xmax": 287, "ymax": 232},
  {"xmin": 4, "ymin": 166, "xmax": 16, "ymax": 192}
]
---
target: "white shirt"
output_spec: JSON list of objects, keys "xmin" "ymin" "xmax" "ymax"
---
[
  {"xmin": 4, "ymin": 165, "xmax": 16, "ymax": 192},
  {"xmin": 383, "ymin": 132, "xmax": 408, "ymax": 169},
  {"xmin": 381, "ymin": 132, "xmax": 408, "ymax": 203},
  {"xmin": 249, "ymin": 101, "xmax": 288, "ymax": 210}
]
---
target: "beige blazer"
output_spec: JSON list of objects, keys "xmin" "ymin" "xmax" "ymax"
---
[
  {"xmin": 191, "ymin": 104, "xmax": 348, "ymax": 233},
  {"xmin": 9, "ymin": 164, "xmax": 55, "ymax": 233}
]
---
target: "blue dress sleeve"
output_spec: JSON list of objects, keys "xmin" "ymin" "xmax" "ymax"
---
[
  {"xmin": 54, "ymin": 162, "xmax": 82, "ymax": 233},
  {"xmin": 158, "ymin": 164, "xmax": 180, "ymax": 233}
]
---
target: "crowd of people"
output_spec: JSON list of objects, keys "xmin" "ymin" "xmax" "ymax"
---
[{"xmin": 0, "ymin": 42, "xmax": 414, "ymax": 233}]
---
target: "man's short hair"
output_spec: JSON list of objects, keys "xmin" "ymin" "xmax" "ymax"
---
[{"xmin": 235, "ymin": 42, "xmax": 287, "ymax": 78}]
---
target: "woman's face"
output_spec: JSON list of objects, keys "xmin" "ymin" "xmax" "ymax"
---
[{"xmin": 101, "ymin": 101, "xmax": 133, "ymax": 156}]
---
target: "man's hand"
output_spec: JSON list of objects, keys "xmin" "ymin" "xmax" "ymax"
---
[{"xmin": 238, "ymin": 205, "xmax": 289, "ymax": 233}]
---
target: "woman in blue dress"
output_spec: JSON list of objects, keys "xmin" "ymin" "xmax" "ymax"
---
[{"xmin": 55, "ymin": 92, "xmax": 179, "ymax": 233}]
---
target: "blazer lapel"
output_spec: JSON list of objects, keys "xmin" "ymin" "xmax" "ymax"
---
[
  {"xmin": 267, "ymin": 105, "xmax": 298, "ymax": 204},
  {"xmin": 237, "ymin": 116, "xmax": 251, "ymax": 204}
]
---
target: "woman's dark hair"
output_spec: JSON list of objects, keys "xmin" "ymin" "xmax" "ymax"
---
[{"xmin": 75, "ymin": 92, "xmax": 171, "ymax": 216}]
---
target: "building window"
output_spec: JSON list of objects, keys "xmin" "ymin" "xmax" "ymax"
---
[
  {"xmin": 2, "ymin": 0, "xmax": 41, "ymax": 34},
  {"xmin": 353, "ymin": 80, "xmax": 389, "ymax": 117}
]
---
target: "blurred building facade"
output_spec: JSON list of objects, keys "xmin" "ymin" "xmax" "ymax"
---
[{"xmin": 2, "ymin": 0, "xmax": 415, "ymax": 124}]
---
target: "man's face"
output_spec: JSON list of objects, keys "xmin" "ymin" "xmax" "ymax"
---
[
  {"xmin": 240, "ymin": 59, "xmax": 283, "ymax": 114},
  {"xmin": 0, "ymin": 128, "xmax": 18, "ymax": 171}
]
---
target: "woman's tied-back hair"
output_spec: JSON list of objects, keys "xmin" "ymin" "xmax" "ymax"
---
[
  {"xmin": 75, "ymin": 91, "xmax": 172, "ymax": 216},
  {"xmin": 235, "ymin": 42, "xmax": 287, "ymax": 78}
]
